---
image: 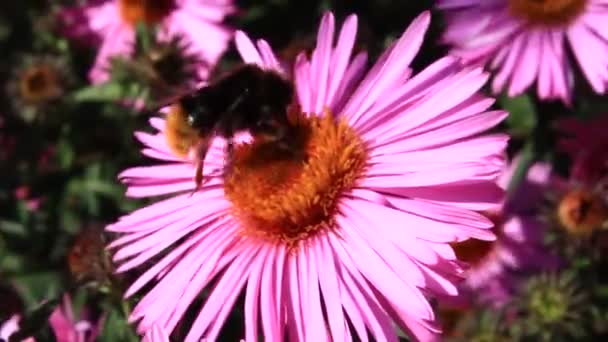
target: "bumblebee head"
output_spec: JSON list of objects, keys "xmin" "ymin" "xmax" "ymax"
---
[{"xmin": 180, "ymin": 91, "xmax": 217, "ymax": 131}]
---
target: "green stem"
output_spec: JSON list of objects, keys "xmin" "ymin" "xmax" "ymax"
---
[
  {"xmin": 135, "ymin": 22, "xmax": 153, "ymax": 53},
  {"xmin": 506, "ymin": 140, "xmax": 535, "ymax": 199},
  {"xmin": 121, "ymin": 298, "xmax": 132, "ymax": 320}
]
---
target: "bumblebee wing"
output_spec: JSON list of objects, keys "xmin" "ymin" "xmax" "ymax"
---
[
  {"xmin": 144, "ymin": 78, "xmax": 210, "ymax": 114},
  {"xmin": 146, "ymin": 88, "xmax": 198, "ymax": 114}
]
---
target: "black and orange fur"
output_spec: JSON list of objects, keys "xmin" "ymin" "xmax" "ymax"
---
[{"xmin": 162, "ymin": 64, "xmax": 295, "ymax": 192}]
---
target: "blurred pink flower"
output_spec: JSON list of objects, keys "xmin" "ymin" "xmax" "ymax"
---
[
  {"xmin": 436, "ymin": 0, "xmax": 608, "ymax": 104},
  {"xmin": 451, "ymin": 159, "xmax": 559, "ymax": 307},
  {"xmin": 558, "ymin": 115, "xmax": 608, "ymax": 186},
  {"xmin": 0, "ymin": 315, "xmax": 35, "ymax": 342},
  {"xmin": 60, "ymin": 0, "xmax": 235, "ymax": 83},
  {"xmin": 14, "ymin": 186, "xmax": 43, "ymax": 212},
  {"xmin": 48, "ymin": 294, "xmax": 104, "ymax": 342},
  {"xmin": 108, "ymin": 11, "xmax": 507, "ymax": 342}
]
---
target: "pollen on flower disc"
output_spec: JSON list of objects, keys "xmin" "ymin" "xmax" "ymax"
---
[
  {"xmin": 223, "ymin": 110, "xmax": 368, "ymax": 248},
  {"xmin": 119, "ymin": 0, "xmax": 175, "ymax": 26},
  {"xmin": 508, "ymin": 0, "xmax": 588, "ymax": 27}
]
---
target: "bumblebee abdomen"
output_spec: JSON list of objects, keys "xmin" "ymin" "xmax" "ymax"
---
[{"xmin": 165, "ymin": 104, "xmax": 200, "ymax": 158}]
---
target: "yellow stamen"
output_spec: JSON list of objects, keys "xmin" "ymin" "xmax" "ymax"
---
[
  {"xmin": 119, "ymin": 0, "xmax": 175, "ymax": 27},
  {"xmin": 223, "ymin": 110, "xmax": 368, "ymax": 248},
  {"xmin": 508, "ymin": 0, "xmax": 588, "ymax": 27}
]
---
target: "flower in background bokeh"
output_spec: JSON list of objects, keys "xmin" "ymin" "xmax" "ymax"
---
[
  {"xmin": 436, "ymin": 0, "xmax": 608, "ymax": 103},
  {"xmin": 558, "ymin": 115, "xmax": 608, "ymax": 187},
  {"xmin": 450, "ymin": 159, "xmax": 559, "ymax": 308},
  {"xmin": 107, "ymin": 11, "xmax": 507, "ymax": 341},
  {"xmin": 0, "ymin": 315, "xmax": 35, "ymax": 342},
  {"xmin": 6, "ymin": 55, "xmax": 71, "ymax": 122},
  {"xmin": 14, "ymin": 186, "xmax": 43, "ymax": 212},
  {"xmin": 555, "ymin": 116, "xmax": 608, "ymax": 236},
  {"xmin": 60, "ymin": 0, "xmax": 235, "ymax": 83},
  {"xmin": 66, "ymin": 225, "xmax": 113, "ymax": 286},
  {"xmin": 514, "ymin": 272, "xmax": 590, "ymax": 341},
  {"xmin": 0, "ymin": 282, "xmax": 29, "ymax": 342},
  {"xmin": 49, "ymin": 294, "xmax": 104, "ymax": 342},
  {"xmin": 109, "ymin": 35, "xmax": 205, "ymax": 109}
]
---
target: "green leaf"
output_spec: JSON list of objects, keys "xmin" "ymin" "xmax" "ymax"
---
[
  {"xmin": 0, "ymin": 253, "xmax": 27, "ymax": 273},
  {"xmin": 499, "ymin": 93, "xmax": 537, "ymax": 137},
  {"xmin": 70, "ymin": 288, "xmax": 89, "ymax": 321},
  {"xmin": 0, "ymin": 220, "xmax": 27, "ymax": 236},
  {"xmin": 57, "ymin": 139, "xmax": 75, "ymax": 169},
  {"xmin": 70, "ymin": 82, "xmax": 127, "ymax": 103},
  {"xmin": 99, "ymin": 308, "xmax": 139, "ymax": 342},
  {"xmin": 573, "ymin": 257, "xmax": 592, "ymax": 269},
  {"xmin": 85, "ymin": 180, "xmax": 123, "ymax": 197},
  {"xmin": 60, "ymin": 206, "xmax": 80, "ymax": 234},
  {"xmin": 12, "ymin": 272, "xmax": 63, "ymax": 307},
  {"xmin": 506, "ymin": 141, "xmax": 535, "ymax": 199},
  {"xmin": 135, "ymin": 21, "xmax": 154, "ymax": 53},
  {"xmin": 594, "ymin": 285, "xmax": 608, "ymax": 299}
]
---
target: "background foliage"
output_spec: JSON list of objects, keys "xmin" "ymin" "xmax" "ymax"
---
[{"xmin": 1, "ymin": 0, "xmax": 608, "ymax": 341}]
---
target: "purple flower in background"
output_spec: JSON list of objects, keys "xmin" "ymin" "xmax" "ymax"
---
[
  {"xmin": 107, "ymin": 11, "xmax": 507, "ymax": 341},
  {"xmin": 0, "ymin": 315, "xmax": 35, "ymax": 342},
  {"xmin": 60, "ymin": 0, "xmax": 235, "ymax": 83},
  {"xmin": 49, "ymin": 294, "xmax": 104, "ymax": 342},
  {"xmin": 555, "ymin": 116, "xmax": 608, "ymax": 236},
  {"xmin": 450, "ymin": 159, "xmax": 559, "ymax": 307},
  {"xmin": 558, "ymin": 115, "xmax": 608, "ymax": 186},
  {"xmin": 436, "ymin": 0, "xmax": 608, "ymax": 103}
]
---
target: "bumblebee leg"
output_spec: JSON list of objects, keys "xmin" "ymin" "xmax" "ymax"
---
[
  {"xmin": 190, "ymin": 160, "xmax": 204, "ymax": 197},
  {"xmin": 190, "ymin": 137, "xmax": 211, "ymax": 196},
  {"xmin": 227, "ymin": 139, "xmax": 235, "ymax": 161},
  {"xmin": 222, "ymin": 139, "xmax": 235, "ymax": 177}
]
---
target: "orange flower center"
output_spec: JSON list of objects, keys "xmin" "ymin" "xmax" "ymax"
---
[
  {"xmin": 118, "ymin": 0, "xmax": 175, "ymax": 27},
  {"xmin": 18, "ymin": 65, "xmax": 62, "ymax": 103},
  {"xmin": 508, "ymin": 0, "xmax": 588, "ymax": 27},
  {"xmin": 557, "ymin": 189, "xmax": 608, "ymax": 236},
  {"xmin": 223, "ymin": 111, "xmax": 368, "ymax": 248},
  {"xmin": 450, "ymin": 212, "xmax": 503, "ymax": 266}
]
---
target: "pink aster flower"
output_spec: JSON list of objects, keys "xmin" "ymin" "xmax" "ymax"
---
[
  {"xmin": 48, "ymin": 294, "xmax": 104, "ymax": 342},
  {"xmin": 436, "ymin": 0, "xmax": 608, "ymax": 103},
  {"xmin": 60, "ymin": 0, "xmax": 235, "ymax": 83},
  {"xmin": 0, "ymin": 315, "xmax": 35, "ymax": 342},
  {"xmin": 108, "ymin": 11, "xmax": 508, "ymax": 342},
  {"xmin": 451, "ymin": 158, "xmax": 559, "ymax": 307},
  {"xmin": 142, "ymin": 325, "xmax": 170, "ymax": 342}
]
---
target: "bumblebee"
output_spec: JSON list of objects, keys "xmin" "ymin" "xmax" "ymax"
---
[{"xmin": 164, "ymin": 64, "xmax": 295, "ymax": 192}]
